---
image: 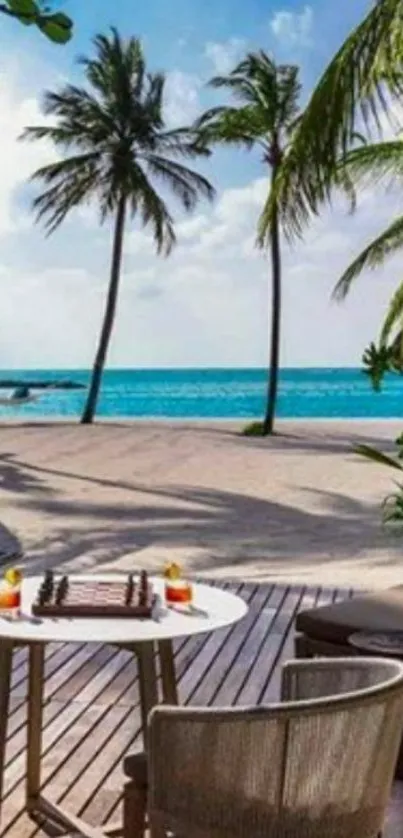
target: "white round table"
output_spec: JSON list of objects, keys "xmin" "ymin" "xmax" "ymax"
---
[{"xmin": 0, "ymin": 574, "xmax": 247, "ymax": 838}]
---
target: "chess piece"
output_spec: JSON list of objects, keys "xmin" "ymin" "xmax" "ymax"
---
[
  {"xmin": 37, "ymin": 583, "xmax": 48, "ymax": 607},
  {"xmin": 139, "ymin": 570, "xmax": 148, "ymax": 606},
  {"xmin": 43, "ymin": 570, "xmax": 54, "ymax": 602},
  {"xmin": 125, "ymin": 574, "xmax": 134, "ymax": 606},
  {"xmin": 55, "ymin": 575, "xmax": 69, "ymax": 606}
]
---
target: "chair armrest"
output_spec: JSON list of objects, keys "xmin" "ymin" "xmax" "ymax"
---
[
  {"xmin": 281, "ymin": 659, "xmax": 322, "ymax": 701},
  {"xmin": 123, "ymin": 752, "xmax": 148, "ymax": 789},
  {"xmin": 281, "ymin": 658, "xmax": 362, "ymax": 702}
]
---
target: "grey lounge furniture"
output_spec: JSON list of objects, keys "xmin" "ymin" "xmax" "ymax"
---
[
  {"xmin": 123, "ymin": 657, "xmax": 403, "ymax": 838},
  {"xmin": 295, "ymin": 586, "xmax": 403, "ymax": 658}
]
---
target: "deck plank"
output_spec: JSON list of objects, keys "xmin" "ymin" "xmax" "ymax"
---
[{"xmin": 0, "ymin": 580, "xmax": 401, "ymax": 838}]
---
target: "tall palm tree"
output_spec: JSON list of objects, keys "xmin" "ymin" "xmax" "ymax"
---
[
  {"xmin": 21, "ymin": 29, "xmax": 214, "ymax": 423},
  {"xmin": 196, "ymin": 52, "xmax": 301, "ymax": 435},
  {"xmin": 259, "ymin": 0, "xmax": 403, "ymax": 243}
]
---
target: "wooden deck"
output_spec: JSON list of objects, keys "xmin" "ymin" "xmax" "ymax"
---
[{"xmin": 0, "ymin": 580, "xmax": 402, "ymax": 837}]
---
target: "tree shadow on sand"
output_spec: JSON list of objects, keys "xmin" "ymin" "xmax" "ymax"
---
[
  {"xmin": 0, "ymin": 520, "xmax": 23, "ymax": 561},
  {"xmin": 12, "ymin": 479, "xmax": 403, "ymax": 579},
  {"xmin": 0, "ymin": 453, "xmax": 58, "ymax": 496},
  {"xmin": 205, "ymin": 427, "xmax": 400, "ymax": 457}
]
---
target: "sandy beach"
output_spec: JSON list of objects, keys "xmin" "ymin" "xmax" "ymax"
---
[{"xmin": 0, "ymin": 418, "xmax": 402, "ymax": 590}]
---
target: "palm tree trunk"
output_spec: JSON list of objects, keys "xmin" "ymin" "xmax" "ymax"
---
[
  {"xmin": 81, "ymin": 196, "xmax": 127, "ymax": 424},
  {"xmin": 263, "ymin": 191, "xmax": 281, "ymax": 436}
]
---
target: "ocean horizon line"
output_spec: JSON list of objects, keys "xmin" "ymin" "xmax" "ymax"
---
[{"xmin": 0, "ymin": 365, "xmax": 365, "ymax": 373}]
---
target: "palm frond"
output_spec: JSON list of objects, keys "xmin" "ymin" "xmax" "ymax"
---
[
  {"xmin": 380, "ymin": 281, "xmax": 403, "ymax": 345},
  {"xmin": 31, "ymin": 156, "xmax": 102, "ymax": 233},
  {"xmin": 157, "ymin": 127, "xmax": 211, "ymax": 159},
  {"xmin": 354, "ymin": 443, "xmax": 403, "ymax": 471},
  {"xmin": 265, "ymin": 0, "xmax": 403, "ymax": 241},
  {"xmin": 340, "ymin": 139, "xmax": 403, "ymax": 187},
  {"xmin": 128, "ymin": 165, "xmax": 176, "ymax": 255},
  {"xmin": 144, "ymin": 154, "xmax": 214, "ymax": 210},
  {"xmin": 196, "ymin": 105, "xmax": 267, "ymax": 148},
  {"xmin": 333, "ymin": 213, "xmax": 403, "ymax": 299}
]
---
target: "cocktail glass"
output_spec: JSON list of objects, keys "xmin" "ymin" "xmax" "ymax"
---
[
  {"xmin": 165, "ymin": 579, "xmax": 193, "ymax": 605},
  {"xmin": 164, "ymin": 562, "xmax": 193, "ymax": 606},
  {"xmin": 0, "ymin": 578, "xmax": 21, "ymax": 612}
]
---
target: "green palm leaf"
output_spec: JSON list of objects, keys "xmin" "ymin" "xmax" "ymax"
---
[
  {"xmin": 340, "ymin": 140, "xmax": 403, "ymax": 186},
  {"xmin": 354, "ymin": 443, "xmax": 403, "ymax": 471},
  {"xmin": 261, "ymin": 0, "xmax": 403, "ymax": 241},
  {"xmin": 380, "ymin": 282, "xmax": 403, "ymax": 346},
  {"xmin": 333, "ymin": 214, "xmax": 403, "ymax": 300}
]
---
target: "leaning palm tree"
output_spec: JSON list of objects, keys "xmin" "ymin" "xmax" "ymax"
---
[
  {"xmin": 196, "ymin": 52, "xmax": 301, "ymax": 435},
  {"xmin": 21, "ymin": 29, "xmax": 214, "ymax": 423},
  {"xmin": 259, "ymin": 0, "xmax": 403, "ymax": 242}
]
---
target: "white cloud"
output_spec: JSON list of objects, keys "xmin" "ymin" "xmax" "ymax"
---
[
  {"xmin": 270, "ymin": 5, "xmax": 313, "ymax": 48},
  {"xmin": 164, "ymin": 70, "xmax": 201, "ymax": 126},
  {"xmin": 204, "ymin": 38, "xmax": 247, "ymax": 75},
  {"xmin": 0, "ymin": 69, "xmax": 57, "ymax": 237}
]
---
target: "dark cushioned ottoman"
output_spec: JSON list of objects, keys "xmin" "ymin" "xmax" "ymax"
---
[
  {"xmin": 295, "ymin": 585, "xmax": 403, "ymax": 779},
  {"xmin": 295, "ymin": 586, "xmax": 403, "ymax": 653}
]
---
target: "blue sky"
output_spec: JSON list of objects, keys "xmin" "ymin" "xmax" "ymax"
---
[{"xmin": 0, "ymin": 0, "xmax": 400, "ymax": 368}]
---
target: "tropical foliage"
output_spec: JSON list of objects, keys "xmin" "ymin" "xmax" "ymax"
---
[
  {"xmin": 250, "ymin": 0, "xmax": 403, "ymax": 406},
  {"xmin": 355, "ymin": 439, "xmax": 403, "ymax": 523},
  {"xmin": 332, "ymin": 139, "xmax": 403, "ymax": 390},
  {"xmin": 362, "ymin": 340, "xmax": 403, "ymax": 391},
  {"xmin": 333, "ymin": 141, "xmax": 403, "ymax": 298},
  {"xmin": 196, "ymin": 51, "xmax": 302, "ymax": 435},
  {"xmin": 260, "ymin": 0, "xmax": 403, "ymax": 242},
  {"xmin": 1, "ymin": 0, "xmax": 73, "ymax": 42},
  {"xmin": 22, "ymin": 29, "xmax": 214, "ymax": 423}
]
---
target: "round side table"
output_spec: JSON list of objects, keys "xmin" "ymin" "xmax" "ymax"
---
[{"xmin": 0, "ymin": 574, "xmax": 248, "ymax": 838}]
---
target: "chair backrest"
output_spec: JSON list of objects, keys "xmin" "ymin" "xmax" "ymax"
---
[{"xmin": 148, "ymin": 657, "xmax": 403, "ymax": 838}]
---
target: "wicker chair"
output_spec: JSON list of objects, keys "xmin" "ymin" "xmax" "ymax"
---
[{"xmin": 123, "ymin": 657, "xmax": 403, "ymax": 838}]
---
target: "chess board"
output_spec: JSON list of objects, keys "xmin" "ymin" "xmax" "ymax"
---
[{"xmin": 31, "ymin": 574, "xmax": 157, "ymax": 619}]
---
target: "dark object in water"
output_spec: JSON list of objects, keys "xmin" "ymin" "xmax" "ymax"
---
[
  {"xmin": 0, "ymin": 379, "xmax": 85, "ymax": 391},
  {"xmin": 12, "ymin": 386, "xmax": 30, "ymax": 400}
]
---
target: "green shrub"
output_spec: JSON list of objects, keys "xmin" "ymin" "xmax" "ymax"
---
[{"xmin": 242, "ymin": 421, "xmax": 265, "ymax": 436}]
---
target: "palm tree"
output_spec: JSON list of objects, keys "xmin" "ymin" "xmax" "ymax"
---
[
  {"xmin": 259, "ymin": 0, "xmax": 403, "ymax": 242},
  {"xmin": 21, "ymin": 29, "xmax": 214, "ymax": 423},
  {"xmin": 196, "ymin": 52, "xmax": 301, "ymax": 435}
]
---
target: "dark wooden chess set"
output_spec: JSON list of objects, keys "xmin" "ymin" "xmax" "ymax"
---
[{"xmin": 31, "ymin": 571, "xmax": 157, "ymax": 618}]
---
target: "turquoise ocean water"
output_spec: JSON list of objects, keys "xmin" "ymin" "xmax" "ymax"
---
[{"xmin": 0, "ymin": 368, "xmax": 402, "ymax": 419}]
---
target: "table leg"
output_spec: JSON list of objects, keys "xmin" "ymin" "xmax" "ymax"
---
[
  {"xmin": 158, "ymin": 640, "xmax": 178, "ymax": 705},
  {"xmin": 26, "ymin": 643, "xmax": 45, "ymax": 813},
  {"xmin": 136, "ymin": 643, "xmax": 158, "ymax": 749},
  {"xmin": 0, "ymin": 640, "xmax": 12, "ymax": 825}
]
